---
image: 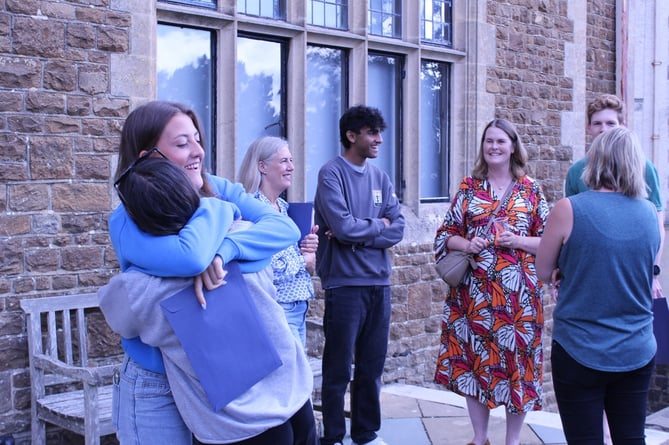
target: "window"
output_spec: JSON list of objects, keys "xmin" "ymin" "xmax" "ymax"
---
[
  {"xmin": 306, "ymin": 45, "xmax": 348, "ymax": 200},
  {"xmin": 238, "ymin": 0, "xmax": 285, "ymax": 19},
  {"xmin": 421, "ymin": 0, "xmax": 453, "ymax": 46},
  {"xmin": 368, "ymin": 0, "xmax": 401, "ymax": 38},
  {"xmin": 307, "ymin": 0, "xmax": 348, "ymax": 29},
  {"xmin": 156, "ymin": 24, "xmax": 215, "ymax": 171},
  {"xmin": 368, "ymin": 52, "xmax": 403, "ymax": 198},
  {"xmin": 420, "ymin": 60, "xmax": 451, "ymax": 200},
  {"xmin": 236, "ymin": 35, "xmax": 287, "ymax": 171},
  {"xmin": 154, "ymin": 0, "xmax": 466, "ymax": 206}
]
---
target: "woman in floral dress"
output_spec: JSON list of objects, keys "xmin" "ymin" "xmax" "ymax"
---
[{"xmin": 433, "ymin": 118, "xmax": 549, "ymax": 445}]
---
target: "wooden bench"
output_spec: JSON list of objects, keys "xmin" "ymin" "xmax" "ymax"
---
[{"xmin": 20, "ymin": 293, "xmax": 122, "ymax": 445}]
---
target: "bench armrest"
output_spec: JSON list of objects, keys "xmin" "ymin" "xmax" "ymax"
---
[{"xmin": 33, "ymin": 354, "xmax": 119, "ymax": 386}]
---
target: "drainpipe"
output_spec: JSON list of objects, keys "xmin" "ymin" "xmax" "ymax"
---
[{"xmin": 651, "ymin": 1, "xmax": 666, "ymax": 180}]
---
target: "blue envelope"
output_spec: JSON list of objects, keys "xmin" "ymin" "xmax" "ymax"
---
[
  {"xmin": 160, "ymin": 261, "xmax": 282, "ymax": 411},
  {"xmin": 653, "ymin": 297, "xmax": 669, "ymax": 365},
  {"xmin": 287, "ymin": 202, "xmax": 314, "ymax": 240}
]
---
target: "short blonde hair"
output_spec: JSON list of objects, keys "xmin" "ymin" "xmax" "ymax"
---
[{"xmin": 583, "ymin": 127, "xmax": 647, "ymax": 198}]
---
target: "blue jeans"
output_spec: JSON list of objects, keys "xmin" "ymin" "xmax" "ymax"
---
[
  {"xmin": 320, "ymin": 286, "xmax": 391, "ymax": 445},
  {"xmin": 551, "ymin": 341, "xmax": 655, "ymax": 445},
  {"xmin": 112, "ymin": 355, "xmax": 192, "ymax": 445},
  {"xmin": 278, "ymin": 300, "xmax": 309, "ymax": 348}
]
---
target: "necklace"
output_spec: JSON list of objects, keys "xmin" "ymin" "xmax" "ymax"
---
[{"xmin": 490, "ymin": 179, "xmax": 511, "ymax": 191}]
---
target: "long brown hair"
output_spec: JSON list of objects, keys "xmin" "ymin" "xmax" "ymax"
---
[
  {"xmin": 472, "ymin": 118, "xmax": 527, "ymax": 180},
  {"xmin": 116, "ymin": 100, "xmax": 214, "ymax": 197}
]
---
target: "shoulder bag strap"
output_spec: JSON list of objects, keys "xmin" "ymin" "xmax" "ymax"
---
[{"xmin": 483, "ymin": 180, "xmax": 516, "ymax": 235}]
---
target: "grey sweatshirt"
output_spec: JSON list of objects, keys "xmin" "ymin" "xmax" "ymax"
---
[{"xmin": 98, "ymin": 267, "xmax": 313, "ymax": 444}]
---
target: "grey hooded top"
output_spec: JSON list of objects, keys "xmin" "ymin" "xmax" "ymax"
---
[{"xmin": 98, "ymin": 267, "xmax": 313, "ymax": 444}]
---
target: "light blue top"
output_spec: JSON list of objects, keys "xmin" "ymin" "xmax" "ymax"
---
[
  {"xmin": 553, "ymin": 191, "xmax": 659, "ymax": 371},
  {"xmin": 255, "ymin": 192, "xmax": 314, "ymax": 303},
  {"xmin": 108, "ymin": 174, "xmax": 300, "ymax": 373}
]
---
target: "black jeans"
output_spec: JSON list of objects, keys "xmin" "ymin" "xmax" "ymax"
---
[
  {"xmin": 551, "ymin": 341, "xmax": 655, "ymax": 445},
  {"xmin": 226, "ymin": 400, "xmax": 318, "ymax": 445},
  {"xmin": 320, "ymin": 286, "xmax": 391, "ymax": 445}
]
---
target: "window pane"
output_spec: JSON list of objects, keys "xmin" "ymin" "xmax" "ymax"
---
[
  {"xmin": 368, "ymin": 0, "xmax": 401, "ymax": 38},
  {"xmin": 420, "ymin": 60, "xmax": 450, "ymax": 200},
  {"xmin": 157, "ymin": 24, "xmax": 215, "ymax": 172},
  {"xmin": 159, "ymin": 0, "xmax": 216, "ymax": 8},
  {"xmin": 421, "ymin": 0, "xmax": 452, "ymax": 46},
  {"xmin": 237, "ymin": 0, "xmax": 285, "ymax": 19},
  {"xmin": 367, "ymin": 53, "xmax": 402, "ymax": 198},
  {"xmin": 236, "ymin": 36, "xmax": 285, "ymax": 171},
  {"xmin": 307, "ymin": 0, "xmax": 348, "ymax": 30},
  {"xmin": 306, "ymin": 45, "xmax": 347, "ymax": 200}
]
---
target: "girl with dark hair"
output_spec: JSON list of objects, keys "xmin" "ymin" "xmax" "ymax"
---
[
  {"xmin": 109, "ymin": 101, "xmax": 301, "ymax": 444},
  {"xmin": 104, "ymin": 158, "xmax": 318, "ymax": 445}
]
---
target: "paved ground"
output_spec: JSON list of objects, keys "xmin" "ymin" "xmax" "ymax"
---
[{"xmin": 315, "ymin": 383, "xmax": 669, "ymax": 445}]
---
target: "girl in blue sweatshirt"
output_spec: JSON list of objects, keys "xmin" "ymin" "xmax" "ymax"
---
[{"xmin": 109, "ymin": 101, "xmax": 300, "ymax": 444}]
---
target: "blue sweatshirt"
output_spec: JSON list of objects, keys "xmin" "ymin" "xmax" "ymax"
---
[
  {"xmin": 314, "ymin": 156, "xmax": 405, "ymax": 289},
  {"xmin": 108, "ymin": 174, "xmax": 300, "ymax": 373}
]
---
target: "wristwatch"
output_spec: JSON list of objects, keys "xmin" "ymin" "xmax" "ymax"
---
[{"xmin": 653, "ymin": 265, "xmax": 661, "ymax": 276}]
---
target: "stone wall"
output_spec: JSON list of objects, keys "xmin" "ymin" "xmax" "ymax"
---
[
  {"xmin": 0, "ymin": 0, "xmax": 131, "ymax": 439},
  {"xmin": 1, "ymin": 0, "xmax": 667, "ymax": 442}
]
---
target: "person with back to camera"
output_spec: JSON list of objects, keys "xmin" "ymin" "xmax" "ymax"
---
[
  {"xmin": 536, "ymin": 127, "xmax": 660, "ymax": 444},
  {"xmin": 100, "ymin": 157, "xmax": 318, "ymax": 445},
  {"xmin": 433, "ymin": 118, "xmax": 549, "ymax": 445},
  {"xmin": 109, "ymin": 101, "xmax": 301, "ymax": 444},
  {"xmin": 564, "ymin": 93, "xmax": 664, "ymax": 299},
  {"xmin": 314, "ymin": 105, "xmax": 405, "ymax": 445},
  {"xmin": 561, "ymin": 94, "xmax": 664, "ymax": 444},
  {"xmin": 238, "ymin": 136, "xmax": 319, "ymax": 348}
]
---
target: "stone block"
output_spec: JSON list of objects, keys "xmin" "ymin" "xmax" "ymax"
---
[
  {"xmin": 26, "ymin": 91, "xmax": 66, "ymax": 114},
  {"xmin": 67, "ymin": 95, "xmax": 92, "ymax": 116},
  {"xmin": 67, "ymin": 22, "xmax": 96, "ymax": 49},
  {"xmin": 61, "ymin": 246, "xmax": 104, "ymax": 271},
  {"xmin": 25, "ymin": 248, "xmax": 60, "ymax": 272},
  {"xmin": 0, "ymin": 215, "xmax": 30, "ymax": 237},
  {"xmin": 29, "ymin": 136, "xmax": 73, "ymax": 179},
  {"xmin": 53, "ymin": 183, "xmax": 110, "ymax": 211},
  {"xmin": 8, "ymin": 183, "xmax": 51, "ymax": 212},
  {"xmin": 78, "ymin": 64, "xmax": 109, "ymax": 95},
  {"xmin": 13, "ymin": 17, "xmax": 65, "ymax": 58},
  {"xmin": 75, "ymin": 155, "xmax": 110, "ymax": 180},
  {"xmin": 98, "ymin": 26, "xmax": 128, "ymax": 52}
]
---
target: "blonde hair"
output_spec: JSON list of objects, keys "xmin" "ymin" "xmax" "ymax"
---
[
  {"xmin": 237, "ymin": 136, "xmax": 288, "ymax": 193},
  {"xmin": 583, "ymin": 127, "xmax": 647, "ymax": 198},
  {"xmin": 472, "ymin": 118, "xmax": 528, "ymax": 179}
]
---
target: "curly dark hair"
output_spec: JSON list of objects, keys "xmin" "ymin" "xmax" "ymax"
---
[{"xmin": 339, "ymin": 105, "xmax": 387, "ymax": 149}]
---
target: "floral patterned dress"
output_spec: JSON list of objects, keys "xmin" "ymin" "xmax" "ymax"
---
[{"xmin": 433, "ymin": 175, "xmax": 549, "ymax": 413}]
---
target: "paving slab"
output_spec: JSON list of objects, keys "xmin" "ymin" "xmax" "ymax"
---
[{"xmin": 316, "ymin": 384, "xmax": 669, "ymax": 444}]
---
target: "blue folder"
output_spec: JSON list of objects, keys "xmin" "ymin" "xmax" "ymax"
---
[
  {"xmin": 653, "ymin": 297, "xmax": 669, "ymax": 365},
  {"xmin": 287, "ymin": 202, "xmax": 313, "ymax": 240},
  {"xmin": 160, "ymin": 261, "xmax": 282, "ymax": 411}
]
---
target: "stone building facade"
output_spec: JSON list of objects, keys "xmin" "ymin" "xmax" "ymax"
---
[{"xmin": 0, "ymin": 0, "xmax": 668, "ymax": 442}]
